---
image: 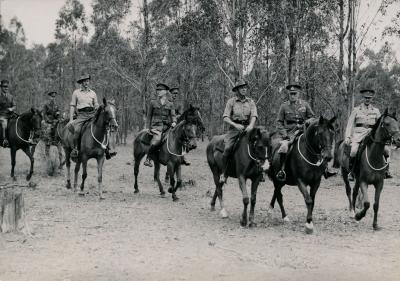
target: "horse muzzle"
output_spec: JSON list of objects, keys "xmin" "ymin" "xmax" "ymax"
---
[
  {"xmin": 322, "ymin": 148, "xmax": 333, "ymax": 162},
  {"xmin": 188, "ymin": 139, "xmax": 197, "ymax": 150}
]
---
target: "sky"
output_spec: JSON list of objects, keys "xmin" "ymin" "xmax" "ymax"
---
[{"xmin": 1, "ymin": 0, "xmax": 399, "ymax": 61}]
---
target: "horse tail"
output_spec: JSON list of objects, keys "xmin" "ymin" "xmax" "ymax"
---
[{"xmin": 333, "ymin": 139, "xmax": 343, "ymax": 168}]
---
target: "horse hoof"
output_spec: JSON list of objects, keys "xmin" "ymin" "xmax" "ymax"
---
[
  {"xmin": 305, "ymin": 222, "xmax": 314, "ymax": 234},
  {"xmin": 220, "ymin": 208, "xmax": 228, "ymax": 218},
  {"xmin": 160, "ymin": 192, "xmax": 166, "ymax": 198},
  {"xmin": 12, "ymin": 176, "xmax": 17, "ymax": 182},
  {"xmin": 373, "ymin": 224, "xmax": 381, "ymax": 231},
  {"xmin": 99, "ymin": 194, "xmax": 106, "ymax": 200},
  {"xmin": 78, "ymin": 191, "xmax": 85, "ymax": 196},
  {"xmin": 26, "ymin": 174, "xmax": 32, "ymax": 181},
  {"xmin": 66, "ymin": 181, "xmax": 71, "ymax": 189},
  {"xmin": 172, "ymin": 196, "xmax": 179, "ymax": 202},
  {"xmin": 249, "ymin": 222, "xmax": 257, "ymax": 228},
  {"xmin": 210, "ymin": 205, "xmax": 216, "ymax": 212},
  {"xmin": 283, "ymin": 216, "xmax": 290, "ymax": 223},
  {"xmin": 355, "ymin": 213, "xmax": 362, "ymax": 221},
  {"xmin": 134, "ymin": 189, "xmax": 139, "ymax": 194},
  {"xmin": 240, "ymin": 220, "xmax": 247, "ymax": 227},
  {"xmin": 168, "ymin": 187, "xmax": 173, "ymax": 193},
  {"xmin": 349, "ymin": 210, "xmax": 355, "ymax": 219}
]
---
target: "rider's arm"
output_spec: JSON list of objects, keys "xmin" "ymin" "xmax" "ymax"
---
[
  {"xmin": 92, "ymin": 91, "xmax": 99, "ymax": 109},
  {"xmin": 305, "ymin": 102, "xmax": 315, "ymax": 119},
  {"xmin": 170, "ymin": 106, "xmax": 177, "ymax": 127},
  {"xmin": 42, "ymin": 105, "xmax": 50, "ymax": 123},
  {"xmin": 276, "ymin": 104, "xmax": 286, "ymax": 132},
  {"xmin": 222, "ymin": 98, "xmax": 240, "ymax": 129},
  {"xmin": 8, "ymin": 96, "xmax": 16, "ymax": 112},
  {"xmin": 145, "ymin": 102, "xmax": 153, "ymax": 129},
  {"xmin": 247, "ymin": 99, "xmax": 258, "ymax": 130}
]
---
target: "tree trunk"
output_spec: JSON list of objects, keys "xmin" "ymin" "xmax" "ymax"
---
[{"xmin": 0, "ymin": 189, "xmax": 30, "ymax": 234}]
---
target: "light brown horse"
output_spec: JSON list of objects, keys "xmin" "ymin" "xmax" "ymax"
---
[
  {"xmin": 334, "ymin": 109, "xmax": 400, "ymax": 230},
  {"xmin": 61, "ymin": 98, "xmax": 118, "ymax": 199}
]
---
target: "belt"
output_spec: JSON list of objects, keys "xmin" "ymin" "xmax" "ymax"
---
[
  {"xmin": 355, "ymin": 124, "xmax": 373, "ymax": 128},
  {"xmin": 78, "ymin": 107, "xmax": 94, "ymax": 113},
  {"xmin": 286, "ymin": 120, "xmax": 303, "ymax": 125},
  {"xmin": 233, "ymin": 120, "xmax": 249, "ymax": 126}
]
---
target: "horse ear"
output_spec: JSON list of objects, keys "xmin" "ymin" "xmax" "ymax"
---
[
  {"xmin": 329, "ymin": 116, "xmax": 337, "ymax": 124},
  {"xmin": 384, "ymin": 108, "xmax": 388, "ymax": 115},
  {"xmin": 31, "ymin": 107, "xmax": 35, "ymax": 114},
  {"xmin": 103, "ymin": 97, "xmax": 107, "ymax": 106},
  {"xmin": 319, "ymin": 115, "xmax": 324, "ymax": 124}
]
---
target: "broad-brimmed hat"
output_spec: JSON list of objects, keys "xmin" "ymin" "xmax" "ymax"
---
[
  {"xmin": 169, "ymin": 86, "xmax": 179, "ymax": 94},
  {"xmin": 0, "ymin": 79, "xmax": 9, "ymax": 87},
  {"xmin": 47, "ymin": 91, "xmax": 57, "ymax": 96},
  {"xmin": 286, "ymin": 83, "xmax": 302, "ymax": 93},
  {"xmin": 77, "ymin": 74, "xmax": 90, "ymax": 84},
  {"xmin": 360, "ymin": 89, "xmax": 375, "ymax": 98},
  {"xmin": 156, "ymin": 83, "xmax": 170, "ymax": 91},
  {"xmin": 232, "ymin": 79, "xmax": 248, "ymax": 92}
]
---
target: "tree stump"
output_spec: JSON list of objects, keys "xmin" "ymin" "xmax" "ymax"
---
[{"xmin": 0, "ymin": 189, "xmax": 30, "ymax": 234}]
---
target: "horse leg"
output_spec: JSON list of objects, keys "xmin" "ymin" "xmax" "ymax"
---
[
  {"xmin": 297, "ymin": 179, "xmax": 314, "ymax": 234},
  {"xmin": 22, "ymin": 146, "xmax": 34, "ymax": 181},
  {"xmin": 133, "ymin": 152, "xmax": 145, "ymax": 194},
  {"xmin": 65, "ymin": 150, "xmax": 72, "ymax": 189},
  {"xmin": 175, "ymin": 165, "xmax": 182, "ymax": 190},
  {"xmin": 73, "ymin": 160, "xmax": 81, "ymax": 192},
  {"xmin": 269, "ymin": 190, "xmax": 277, "ymax": 210},
  {"xmin": 238, "ymin": 175, "xmax": 249, "ymax": 227},
  {"xmin": 45, "ymin": 144, "xmax": 50, "ymax": 157},
  {"xmin": 97, "ymin": 156, "xmax": 106, "ymax": 200},
  {"xmin": 10, "ymin": 148, "xmax": 17, "ymax": 181},
  {"xmin": 57, "ymin": 143, "xmax": 64, "ymax": 169},
  {"xmin": 154, "ymin": 161, "xmax": 165, "ymax": 197},
  {"xmin": 342, "ymin": 166, "xmax": 353, "ymax": 216},
  {"xmin": 210, "ymin": 172, "xmax": 227, "ymax": 218},
  {"xmin": 167, "ymin": 162, "xmax": 178, "ymax": 201},
  {"xmin": 351, "ymin": 180, "xmax": 360, "ymax": 213},
  {"xmin": 248, "ymin": 178, "xmax": 260, "ymax": 228},
  {"xmin": 372, "ymin": 180, "xmax": 384, "ymax": 230},
  {"xmin": 275, "ymin": 185, "xmax": 288, "ymax": 222},
  {"xmin": 355, "ymin": 181, "xmax": 370, "ymax": 222},
  {"xmin": 79, "ymin": 157, "xmax": 88, "ymax": 196}
]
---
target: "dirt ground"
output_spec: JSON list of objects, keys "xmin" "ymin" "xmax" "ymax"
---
[{"xmin": 1, "ymin": 138, "xmax": 400, "ymax": 281}]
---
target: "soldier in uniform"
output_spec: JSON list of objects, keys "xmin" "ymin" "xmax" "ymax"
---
[
  {"xmin": 169, "ymin": 86, "xmax": 190, "ymax": 165},
  {"xmin": 68, "ymin": 73, "xmax": 116, "ymax": 160},
  {"xmin": 344, "ymin": 89, "xmax": 392, "ymax": 179},
  {"xmin": 275, "ymin": 83, "xmax": 336, "ymax": 181},
  {"xmin": 144, "ymin": 83, "xmax": 177, "ymax": 167},
  {"xmin": 220, "ymin": 79, "xmax": 258, "ymax": 184},
  {"xmin": 0, "ymin": 79, "xmax": 16, "ymax": 147},
  {"xmin": 42, "ymin": 90, "xmax": 61, "ymax": 156}
]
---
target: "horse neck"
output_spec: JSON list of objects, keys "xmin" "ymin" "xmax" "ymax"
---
[
  {"xmin": 367, "ymin": 126, "xmax": 386, "ymax": 157},
  {"xmin": 302, "ymin": 125, "xmax": 321, "ymax": 160},
  {"xmin": 92, "ymin": 111, "xmax": 107, "ymax": 139},
  {"xmin": 168, "ymin": 122, "xmax": 185, "ymax": 153},
  {"xmin": 16, "ymin": 114, "xmax": 33, "ymax": 137}
]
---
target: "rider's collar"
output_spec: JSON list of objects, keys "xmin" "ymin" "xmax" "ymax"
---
[
  {"xmin": 235, "ymin": 96, "xmax": 249, "ymax": 102},
  {"xmin": 80, "ymin": 87, "xmax": 91, "ymax": 92}
]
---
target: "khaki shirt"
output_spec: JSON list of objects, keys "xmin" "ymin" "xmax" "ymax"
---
[
  {"xmin": 146, "ymin": 98, "xmax": 177, "ymax": 131},
  {"xmin": 277, "ymin": 99, "xmax": 314, "ymax": 132},
  {"xmin": 0, "ymin": 92, "xmax": 15, "ymax": 116},
  {"xmin": 223, "ymin": 96, "xmax": 258, "ymax": 123},
  {"xmin": 70, "ymin": 88, "xmax": 99, "ymax": 110},
  {"xmin": 42, "ymin": 101, "xmax": 60, "ymax": 123},
  {"xmin": 345, "ymin": 103, "xmax": 380, "ymax": 139}
]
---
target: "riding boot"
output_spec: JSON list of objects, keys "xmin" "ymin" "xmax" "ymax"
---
[
  {"xmin": 385, "ymin": 164, "xmax": 393, "ymax": 179},
  {"xmin": 324, "ymin": 167, "xmax": 337, "ymax": 179},
  {"xmin": 276, "ymin": 153, "xmax": 287, "ymax": 181},
  {"xmin": 105, "ymin": 145, "xmax": 117, "ymax": 160},
  {"xmin": 219, "ymin": 154, "xmax": 228, "ymax": 184},
  {"xmin": 144, "ymin": 145, "xmax": 155, "ymax": 167},
  {"xmin": 71, "ymin": 135, "xmax": 79, "ymax": 160},
  {"xmin": 348, "ymin": 156, "xmax": 355, "ymax": 181}
]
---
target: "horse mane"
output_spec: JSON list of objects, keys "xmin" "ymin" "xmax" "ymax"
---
[
  {"xmin": 364, "ymin": 111, "xmax": 396, "ymax": 145},
  {"xmin": 19, "ymin": 109, "xmax": 36, "ymax": 121},
  {"xmin": 94, "ymin": 105, "xmax": 104, "ymax": 123}
]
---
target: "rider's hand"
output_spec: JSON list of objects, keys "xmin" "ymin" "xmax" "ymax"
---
[
  {"xmin": 344, "ymin": 137, "xmax": 351, "ymax": 145},
  {"xmin": 7, "ymin": 108, "xmax": 14, "ymax": 112},
  {"xmin": 171, "ymin": 122, "xmax": 177, "ymax": 128},
  {"xmin": 235, "ymin": 124, "xmax": 245, "ymax": 131},
  {"xmin": 296, "ymin": 123, "xmax": 304, "ymax": 129},
  {"xmin": 245, "ymin": 125, "xmax": 253, "ymax": 133}
]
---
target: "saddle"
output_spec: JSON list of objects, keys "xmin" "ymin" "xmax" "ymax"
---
[
  {"xmin": 140, "ymin": 128, "xmax": 170, "ymax": 146},
  {"xmin": 215, "ymin": 131, "xmax": 246, "ymax": 154}
]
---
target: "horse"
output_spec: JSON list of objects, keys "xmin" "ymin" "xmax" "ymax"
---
[
  {"xmin": 206, "ymin": 127, "xmax": 270, "ymax": 227},
  {"xmin": 133, "ymin": 105, "xmax": 202, "ymax": 201},
  {"xmin": 61, "ymin": 98, "xmax": 118, "ymax": 199},
  {"xmin": 2, "ymin": 108, "xmax": 43, "ymax": 181},
  {"xmin": 333, "ymin": 109, "xmax": 400, "ymax": 230},
  {"xmin": 32, "ymin": 118, "xmax": 67, "ymax": 172},
  {"xmin": 268, "ymin": 116, "xmax": 336, "ymax": 234}
]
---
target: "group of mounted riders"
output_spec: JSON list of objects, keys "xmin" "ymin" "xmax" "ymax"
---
[{"xmin": 0, "ymin": 74, "xmax": 393, "ymax": 180}]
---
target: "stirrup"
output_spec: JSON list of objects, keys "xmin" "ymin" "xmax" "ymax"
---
[
  {"xmin": 144, "ymin": 158, "xmax": 153, "ymax": 167},
  {"xmin": 219, "ymin": 174, "xmax": 227, "ymax": 184},
  {"xmin": 182, "ymin": 157, "xmax": 191, "ymax": 166},
  {"xmin": 276, "ymin": 170, "xmax": 286, "ymax": 181},
  {"xmin": 71, "ymin": 148, "xmax": 79, "ymax": 159},
  {"xmin": 2, "ymin": 139, "xmax": 9, "ymax": 147}
]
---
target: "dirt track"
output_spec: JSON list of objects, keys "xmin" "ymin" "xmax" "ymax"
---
[{"xmin": 1, "ymin": 139, "xmax": 400, "ymax": 281}]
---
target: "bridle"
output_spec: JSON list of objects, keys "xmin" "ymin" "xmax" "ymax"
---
[
  {"xmin": 91, "ymin": 105, "xmax": 117, "ymax": 149},
  {"xmin": 15, "ymin": 112, "xmax": 41, "ymax": 145}
]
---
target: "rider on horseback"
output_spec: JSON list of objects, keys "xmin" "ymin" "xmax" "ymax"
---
[
  {"xmin": 219, "ymin": 79, "xmax": 258, "ymax": 184},
  {"xmin": 143, "ymin": 83, "xmax": 177, "ymax": 167},
  {"xmin": 169, "ymin": 86, "xmax": 191, "ymax": 166},
  {"xmin": 68, "ymin": 74, "xmax": 116, "ymax": 160},
  {"xmin": 275, "ymin": 83, "xmax": 337, "ymax": 181},
  {"xmin": 0, "ymin": 79, "xmax": 16, "ymax": 147},
  {"xmin": 344, "ymin": 89, "xmax": 392, "ymax": 180},
  {"xmin": 42, "ymin": 90, "xmax": 60, "ymax": 155}
]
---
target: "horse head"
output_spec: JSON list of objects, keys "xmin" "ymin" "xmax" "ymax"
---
[
  {"xmin": 95, "ymin": 98, "xmax": 119, "ymax": 130},
  {"xmin": 248, "ymin": 127, "xmax": 270, "ymax": 161},
  {"xmin": 372, "ymin": 108, "xmax": 400, "ymax": 146},
  {"xmin": 178, "ymin": 104, "xmax": 205, "ymax": 150},
  {"xmin": 306, "ymin": 116, "xmax": 336, "ymax": 162},
  {"xmin": 30, "ymin": 107, "xmax": 43, "ymax": 131}
]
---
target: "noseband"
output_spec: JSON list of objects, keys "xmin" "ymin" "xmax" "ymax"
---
[{"xmin": 371, "ymin": 114, "xmax": 399, "ymax": 144}]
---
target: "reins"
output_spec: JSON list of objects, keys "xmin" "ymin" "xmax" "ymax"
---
[
  {"xmin": 297, "ymin": 134, "xmax": 324, "ymax": 166},
  {"xmin": 15, "ymin": 116, "xmax": 37, "ymax": 145}
]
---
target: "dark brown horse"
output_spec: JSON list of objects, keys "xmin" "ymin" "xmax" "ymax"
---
[
  {"xmin": 206, "ymin": 127, "xmax": 270, "ymax": 227},
  {"xmin": 3, "ymin": 108, "xmax": 42, "ymax": 181},
  {"xmin": 268, "ymin": 116, "xmax": 336, "ymax": 234},
  {"xmin": 61, "ymin": 98, "xmax": 118, "ymax": 199},
  {"xmin": 133, "ymin": 106, "xmax": 202, "ymax": 201},
  {"xmin": 334, "ymin": 109, "xmax": 400, "ymax": 230}
]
